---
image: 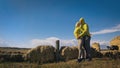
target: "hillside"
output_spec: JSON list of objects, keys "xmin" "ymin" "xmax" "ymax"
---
[{"xmin": 0, "ymin": 47, "xmax": 30, "ymax": 54}]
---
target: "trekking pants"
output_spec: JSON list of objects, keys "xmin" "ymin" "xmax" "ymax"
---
[{"xmin": 78, "ymin": 35, "xmax": 91, "ymax": 59}]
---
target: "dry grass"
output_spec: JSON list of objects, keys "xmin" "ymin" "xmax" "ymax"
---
[
  {"xmin": 0, "ymin": 47, "xmax": 120, "ymax": 68},
  {"xmin": 0, "ymin": 58, "xmax": 120, "ymax": 68},
  {"xmin": 0, "ymin": 47, "xmax": 30, "ymax": 62},
  {"xmin": 0, "ymin": 47, "xmax": 30, "ymax": 54},
  {"xmin": 41, "ymin": 58, "xmax": 120, "ymax": 68}
]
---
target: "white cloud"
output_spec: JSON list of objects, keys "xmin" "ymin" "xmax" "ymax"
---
[
  {"xmin": 60, "ymin": 39, "xmax": 77, "ymax": 46},
  {"xmin": 0, "ymin": 37, "xmax": 110, "ymax": 49},
  {"xmin": 30, "ymin": 37, "xmax": 78, "ymax": 48},
  {"xmin": 0, "ymin": 37, "xmax": 78, "ymax": 48},
  {"xmin": 31, "ymin": 37, "xmax": 59, "ymax": 48},
  {"xmin": 91, "ymin": 40, "xmax": 109, "ymax": 46},
  {"xmin": 91, "ymin": 40, "xmax": 109, "ymax": 49},
  {"xmin": 0, "ymin": 39, "xmax": 8, "ymax": 47},
  {"xmin": 91, "ymin": 24, "xmax": 120, "ymax": 35},
  {"xmin": 0, "ymin": 39, "xmax": 28, "ymax": 48},
  {"xmin": 30, "ymin": 37, "xmax": 110, "ymax": 49}
]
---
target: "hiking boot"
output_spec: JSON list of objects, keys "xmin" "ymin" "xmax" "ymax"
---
[
  {"xmin": 86, "ymin": 57, "xmax": 92, "ymax": 61},
  {"xmin": 77, "ymin": 58, "xmax": 85, "ymax": 63}
]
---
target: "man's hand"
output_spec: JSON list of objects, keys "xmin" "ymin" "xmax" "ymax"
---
[{"xmin": 77, "ymin": 36, "xmax": 81, "ymax": 39}]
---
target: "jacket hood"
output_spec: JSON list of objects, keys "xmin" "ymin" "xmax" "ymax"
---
[{"xmin": 79, "ymin": 18, "xmax": 85, "ymax": 24}]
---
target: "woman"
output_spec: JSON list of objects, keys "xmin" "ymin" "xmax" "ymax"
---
[
  {"xmin": 74, "ymin": 18, "xmax": 92, "ymax": 62},
  {"xmin": 74, "ymin": 21, "xmax": 85, "ymax": 62}
]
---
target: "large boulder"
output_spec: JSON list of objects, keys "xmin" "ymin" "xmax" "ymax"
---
[
  {"xmin": 110, "ymin": 36, "xmax": 120, "ymax": 50},
  {"xmin": 60, "ymin": 46, "xmax": 78, "ymax": 61},
  {"xmin": 23, "ymin": 45, "xmax": 55, "ymax": 64},
  {"xmin": 91, "ymin": 42, "xmax": 100, "ymax": 52}
]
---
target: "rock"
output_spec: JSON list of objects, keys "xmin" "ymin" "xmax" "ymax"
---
[
  {"xmin": 60, "ymin": 46, "xmax": 78, "ymax": 61},
  {"xmin": 24, "ymin": 45, "xmax": 55, "ymax": 64},
  {"xmin": 110, "ymin": 36, "xmax": 120, "ymax": 50},
  {"xmin": 91, "ymin": 42, "xmax": 100, "ymax": 52}
]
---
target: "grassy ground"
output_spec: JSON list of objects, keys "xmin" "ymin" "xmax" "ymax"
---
[
  {"xmin": 0, "ymin": 58, "xmax": 120, "ymax": 68},
  {"xmin": 0, "ymin": 47, "xmax": 120, "ymax": 68}
]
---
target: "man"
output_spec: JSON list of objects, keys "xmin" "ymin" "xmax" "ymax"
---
[{"xmin": 74, "ymin": 18, "xmax": 92, "ymax": 62}]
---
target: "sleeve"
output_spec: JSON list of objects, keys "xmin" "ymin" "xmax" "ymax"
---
[
  {"xmin": 73, "ymin": 28, "xmax": 79, "ymax": 39},
  {"xmin": 79, "ymin": 24, "xmax": 88, "ymax": 37}
]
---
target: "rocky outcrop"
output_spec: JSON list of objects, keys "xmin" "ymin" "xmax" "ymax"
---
[
  {"xmin": 91, "ymin": 42, "xmax": 100, "ymax": 52},
  {"xmin": 23, "ymin": 45, "xmax": 55, "ymax": 64},
  {"xmin": 110, "ymin": 36, "xmax": 120, "ymax": 50},
  {"xmin": 60, "ymin": 46, "xmax": 78, "ymax": 61}
]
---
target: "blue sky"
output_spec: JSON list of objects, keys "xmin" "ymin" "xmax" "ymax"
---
[{"xmin": 0, "ymin": 0, "xmax": 120, "ymax": 48}]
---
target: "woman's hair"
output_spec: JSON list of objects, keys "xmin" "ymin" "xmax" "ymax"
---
[{"xmin": 75, "ymin": 22, "xmax": 80, "ymax": 27}]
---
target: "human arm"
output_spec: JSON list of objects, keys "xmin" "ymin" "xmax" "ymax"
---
[
  {"xmin": 78, "ymin": 24, "xmax": 88, "ymax": 37},
  {"xmin": 73, "ymin": 27, "xmax": 80, "ymax": 39}
]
